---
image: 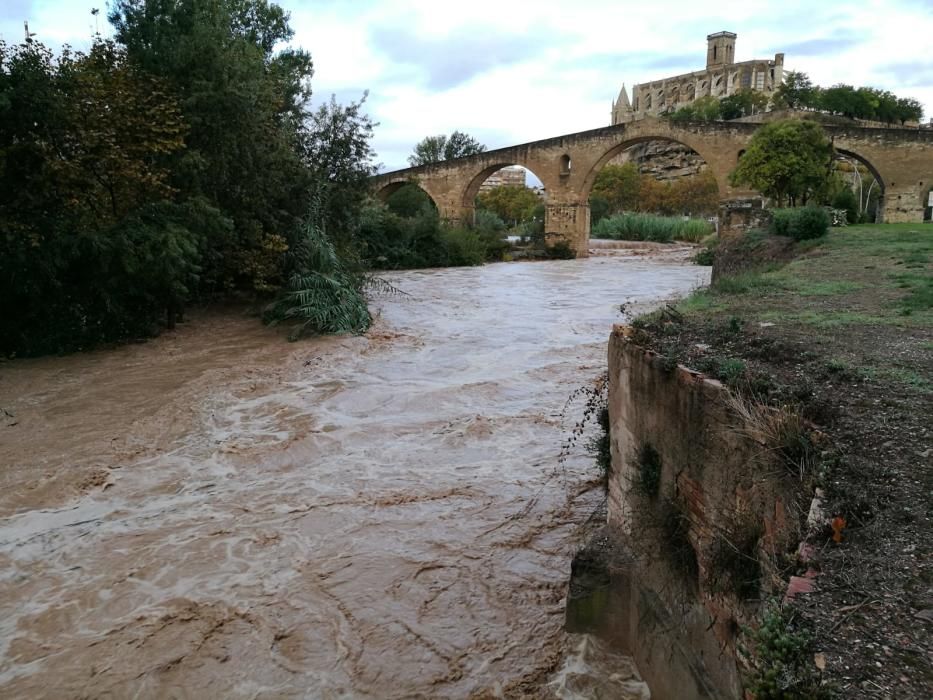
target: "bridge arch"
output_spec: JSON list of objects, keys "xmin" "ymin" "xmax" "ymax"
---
[
  {"xmin": 374, "ymin": 177, "xmax": 437, "ymax": 205},
  {"xmin": 461, "ymin": 162, "xmax": 552, "ymax": 210},
  {"xmin": 580, "ymin": 134, "xmax": 728, "ymax": 203},
  {"xmin": 833, "ymin": 148, "xmax": 887, "ymax": 223},
  {"xmin": 833, "ymin": 148, "xmax": 885, "ymax": 192}
]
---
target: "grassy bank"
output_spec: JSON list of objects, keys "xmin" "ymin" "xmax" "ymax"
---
[{"xmin": 632, "ymin": 223, "xmax": 932, "ymax": 698}]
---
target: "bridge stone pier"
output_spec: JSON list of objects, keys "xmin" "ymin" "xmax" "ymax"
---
[{"xmin": 373, "ymin": 115, "xmax": 933, "ymax": 257}]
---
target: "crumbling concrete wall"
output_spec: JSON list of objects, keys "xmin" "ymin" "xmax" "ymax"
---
[{"xmin": 595, "ymin": 326, "xmax": 807, "ymax": 699}]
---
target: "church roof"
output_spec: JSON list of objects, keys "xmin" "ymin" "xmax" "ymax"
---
[{"xmin": 614, "ymin": 83, "xmax": 631, "ymax": 110}]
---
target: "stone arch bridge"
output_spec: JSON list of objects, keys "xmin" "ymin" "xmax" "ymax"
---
[{"xmin": 372, "ymin": 116, "xmax": 933, "ymax": 256}]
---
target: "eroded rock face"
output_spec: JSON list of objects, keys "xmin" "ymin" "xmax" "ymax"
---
[{"xmin": 609, "ymin": 141, "xmax": 708, "ymax": 181}]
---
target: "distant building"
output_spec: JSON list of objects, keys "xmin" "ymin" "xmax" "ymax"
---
[
  {"xmin": 611, "ymin": 32, "xmax": 785, "ymax": 124},
  {"xmin": 479, "ymin": 166, "xmax": 526, "ymax": 192}
]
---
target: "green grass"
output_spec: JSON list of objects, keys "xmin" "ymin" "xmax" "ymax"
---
[
  {"xmin": 890, "ymin": 271, "xmax": 933, "ymax": 313},
  {"xmin": 883, "ymin": 368, "xmax": 931, "ymax": 389},
  {"xmin": 712, "ymin": 271, "xmax": 785, "ymax": 295},
  {"xmin": 904, "ymin": 250, "xmax": 930, "ymax": 267},
  {"xmin": 633, "ymin": 224, "xmax": 932, "ymax": 404},
  {"xmin": 779, "ymin": 279, "xmax": 863, "ymax": 296},
  {"xmin": 675, "ymin": 289, "xmax": 726, "ymax": 314}
]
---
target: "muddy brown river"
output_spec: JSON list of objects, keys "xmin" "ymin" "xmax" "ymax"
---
[{"xmin": 0, "ymin": 250, "xmax": 707, "ymax": 699}]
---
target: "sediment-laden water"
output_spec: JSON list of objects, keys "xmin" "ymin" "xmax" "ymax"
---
[{"xmin": 0, "ymin": 251, "xmax": 707, "ymax": 698}]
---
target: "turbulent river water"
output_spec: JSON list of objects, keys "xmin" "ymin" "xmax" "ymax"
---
[{"xmin": 0, "ymin": 250, "xmax": 707, "ymax": 699}]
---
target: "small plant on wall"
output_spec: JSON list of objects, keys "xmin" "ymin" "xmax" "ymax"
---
[
  {"xmin": 635, "ymin": 442, "xmax": 662, "ymax": 497},
  {"xmin": 560, "ymin": 372, "xmax": 610, "ymax": 484}
]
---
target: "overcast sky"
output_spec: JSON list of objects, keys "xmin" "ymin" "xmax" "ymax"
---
[{"xmin": 3, "ymin": 0, "xmax": 932, "ymax": 173}]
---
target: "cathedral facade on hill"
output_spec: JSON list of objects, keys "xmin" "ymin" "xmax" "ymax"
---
[{"xmin": 611, "ymin": 32, "xmax": 785, "ymax": 124}]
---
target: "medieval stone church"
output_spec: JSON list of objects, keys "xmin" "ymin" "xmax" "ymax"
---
[{"xmin": 611, "ymin": 32, "xmax": 785, "ymax": 125}]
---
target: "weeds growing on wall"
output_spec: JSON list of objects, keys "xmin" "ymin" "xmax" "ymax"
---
[
  {"xmin": 560, "ymin": 372, "xmax": 610, "ymax": 483},
  {"xmin": 724, "ymin": 392, "xmax": 818, "ymax": 480},
  {"xmin": 635, "ymin": 443, "xmax": 662, "ymax": 497},
  {"xmin": 658, "ymin": 496, "xmax": 700, "ymax": 586},
  {"xmin": 707, "ymin": 513, "xmax": 764, "ymax": 600}
]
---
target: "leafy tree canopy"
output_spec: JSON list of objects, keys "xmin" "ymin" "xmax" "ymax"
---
[
  {"xmin": 773, "ymin": 72, "xmax": 923, "ymax": 125},
  {"xmin": 730, "ymin": 119, "xmax": 834, "ymax": 207},
  {"xmin": 589, "ymin": 163, "xmax": 718, "ymax": 217},
  {"xmin": 1, "ymin": 1, "xmax": 382, "ymax": 356},
  {"xmin": 476, "ymin": 185, "xmax": 539, "ymax": 226},
  {"xmin": 590, "ymin": 163, "xmax": 641, "ymax": 212},
  {"xmin": 408, "ymin": 130, "xmax": 486, "ymax": 166}
]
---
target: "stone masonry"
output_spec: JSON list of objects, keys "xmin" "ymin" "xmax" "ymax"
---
[{"xmin": 373, "ymin": 115, "xmax": 933, "ymax": 255}]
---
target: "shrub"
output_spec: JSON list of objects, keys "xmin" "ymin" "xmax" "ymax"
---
[
  {"xmin": 439, "ymin": 227, "xmax": 487, "ymax": 266},
  {"xmin": 264, "ymin": 212, "xmax": 372, "ymax": 338},
  {"xmin": 744, "ymin": 604, "xmax": 830, "ymax": 699},
  {"xmin": 694, "ymin": 245, "xmax": 716, "ymax": 266},
  {"xmin": 769, "ymin": 206, "xmax": 829, "ymax": 241},
  {"xmin": 831, "ymin": 187, "xmax": 858, "ymax": 224},
  {"xmin": 546, "ymin": 239, "xmax": 577, "ymax": 259},
  {"xmin": 473, "ymin": 208, "xmax": 506, "ymax": 233}
]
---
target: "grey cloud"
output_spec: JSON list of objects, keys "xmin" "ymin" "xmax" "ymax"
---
[
  {"xmin": 877, "ymin": 61, "xmax": 933, "ymax": 89},
  {"xmin": 566, "ymin": 50, "xmax": 700, "ymax": 78},
  {"xmin": 772, "ymin": 31, "xmax": 860, "ymax": 57},
  {"xmin": 370, "ymin": 25, "xmax": 554, "ymax": 90}
]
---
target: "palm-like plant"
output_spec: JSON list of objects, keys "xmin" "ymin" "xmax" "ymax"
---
[{"xmin": 265, "ymin": 205, "xmax": 372, "ymax": 338}]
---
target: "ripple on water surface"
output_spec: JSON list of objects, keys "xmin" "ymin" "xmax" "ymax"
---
[{"xmin": 0, "ymin": 254, "xmax": 707, "ymax": 697}]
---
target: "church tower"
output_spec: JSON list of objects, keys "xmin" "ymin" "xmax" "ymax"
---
[
  {"xmin": 611, "ymin": 84, "xmax": 633, "ymax": 125},
  {"xmin": 706, "ymin": 31, "xmax": 736, "ymax": 68}
]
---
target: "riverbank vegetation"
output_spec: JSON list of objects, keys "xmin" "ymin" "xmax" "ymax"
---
[
  {"xmin": 589, "ymin": 164, "xmax": 719, "ymax": 222},
  {"xmin": 1, "ymin": 1, "xmax": 389, "ymax": 356},
  {"xmin": 631, "ymin": 223, "xmax": 932, "ymax": 697},
  {"xmin": 356, "ymin": 181, "xmax": 558, "ymax": 270},
  {"xmin": 592, "ymin": 213, "xmax": 712, "ymax": 242}
]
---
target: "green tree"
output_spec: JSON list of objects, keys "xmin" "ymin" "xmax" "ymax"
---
[
  {"xmin": 669, "ymin": 95, "xmax": 721, "ymax": 123},
  {"xmin": 895, "ymin": 97, "xmax": 923, "ymax": 125},
  {"xmin": 589, "ymin": 195, "xmax": 610, "ymax": 224},
  {"xmin": 818, "ymin": 84, "xmax": 870, "ymax": 119},
  {"xmin": 476, "ymin": 185, "xmax": 539, "ymax": 226},
  {"xmin": 772, "ymin": 71, "xmax": 818, "ymax": 110},
  {"xmin": 385, "ymin": 182, "xmax": 435, "ymax": 218},
  {"xmin": 0, "ymin": 38, "xmax": 208, "ymax": 355},
  {"xmin": 719, "ymin": 90, "xmax": 769, "ymax": 119},
  {"xmin": 730, "ymin": 120, "xmax": 834, "ymax": 206},
  {"xmin": 303, "ymin": 93, "xmax": 378, "ymax": 250},
  {"xmin": 408, "ymin": 130, "xmax": 486, "ymax": 166},
  {"xmin": 590, "ymin": 163, "xmax": 641, "ymax": 212},
  {"xmin": 109, "ymin": 0, "xmax": 316, "ymax": 292}
]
